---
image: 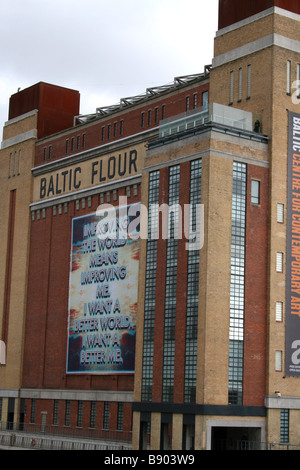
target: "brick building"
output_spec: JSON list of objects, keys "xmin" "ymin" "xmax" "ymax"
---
[{"xmin": 1, "ymin": 0, "xmax": 300, "ymax": 451}]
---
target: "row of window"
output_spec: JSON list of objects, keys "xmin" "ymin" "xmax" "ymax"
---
[{"xmin": 30, "ymin": 399, "xmax": 124, "ymax": 431}]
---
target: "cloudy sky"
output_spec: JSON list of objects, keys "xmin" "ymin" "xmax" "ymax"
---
[{"xmin": 0, "ymin": 0, "xmax": 218, "ymax": 134}]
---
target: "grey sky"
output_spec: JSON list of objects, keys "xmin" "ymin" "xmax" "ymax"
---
[{"xmin": 0, "ymin": 0, "xmax": 218, "ymax": 134}]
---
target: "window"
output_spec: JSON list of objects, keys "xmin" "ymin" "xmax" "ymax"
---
[
  {"xmin": 71, "ymin": 137, "xmax": 74, "ymax": 152},
  {"xmin": 247, "ymin": 65, "xmax": 251, "ymax": 99},
  {"xmin": 155, "ymin": 107, "xmax": 159, "ymax": 124},
  {"xmin": 120, "ymin": 120, "xmax": 123, "ymax": 136},
  {"xmin": 280, "ymin": 409, "xmax": 289, "ymax": 443},
  {"xmin": 186, "ymin": 96, "xmax": 190, "ymax": 112},
  {"xmin": 162, "ymin": 165, "xmax": 180, "ymax": 402},
  {"xmin": 65, "ymin": 400, "xmax": 71, "ymax": 426},
  {"xmin": 276, "ymin": 252, "xmax": 283, "ymax": 272},
  {"xmin": 101, "ymin": 126, "xmax": 105, "ymax": 141},
  {"xmin": 103, "ymin": 402, "xmax": 109, "ymax": 429},
  {"xmin": 148, "ymin": 109, "xmax": 151, "ymax": 126},
  {"xmin": 43, "ymin": 147, "xmax": 47, "ymax": 161},
  {"xmin": 184, "ymin": 159, "xmax": 202, "ymax": 403},
  {"xmin": 276, "ymin": 302, "xmax": 283, "ymax": 322},
  {"xmin": 141, "ymin": 112, "xmax": 145, "ymax": 128},
  {"xmin": 230, "ymin": 71, "xmax": 234, "ymax": 104},
  {"xmin": 202, "ymin": 91, "xmax": 208, "ymax": 110},
  {"xmin": 238, "ymin": 68, "xmax": 242, "ymax": 101},
  {"xmin": 90, "ymin": 401, "xmax": 96, "ymax": 428},
  {"xmin": 228, "ymin": 162, "xmax": 247, "ymax": 406},
  {"xmin": 82, "ymin": 134, "xmax": 86, "ymax": 149},
  {"xmin": 66, "ymin": 139, "xmax": 69, "ymax": 154},
  {"xmin": 277, "ymin": 203, "xmax": 284, "ymax": 223},
  {"xmin": 31, "ymin": 399, "xmax": 36, "ymax": 424},
  {"xmin": 77, "ymin": 135, "xmax": 80, "ymax": 149},
  {"xmin": 117, "ymin": 403, "xmax": 123, "ymax": 431},
  {"xmin": 77, "ymin": 401, "xmax": 83, "ymax": 427},
  {"xmin": 162, "ymin": 105, "xmax": 166, "ymax": 120},
  {"xmin": 193, "ymin": 93, "xmax": 197, "ymax": 109},
  {"xmin": 107, "ymin": 124, "xmax": 111, "ymax": 140},
  {"xmin": 251, "ymin": 180, "xmax": 260, "ymax": 205},
  {"xmin": 48, "ymin": 146, "xmax": 52, "ymax": 160},
  {"xmin": 114, "ymin": 122, "xmax": 117, "ymax": 138},
  {"xmin": 287, "ymin": 60, "xmax": 291, "ymax": 95},
  {"xmin": 53, "ymin": 400, "xmax": 59, "ymax": 425},
  {"xmin": 141, "ymin": 170, "xmax": 160, "ymax": 402},
  {"xmin": 275, "ymin": 350, "xmax": 283, "ymax": 371}
]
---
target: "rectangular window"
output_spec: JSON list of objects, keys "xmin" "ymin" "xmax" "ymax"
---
[
  {"xmin": 103, "ymin": 402, "xmax": 109, "ymax": 429},
  {"xmin": 228, "ymin": 162, "xmax": 247, "ymax": 406},
  {"xmin": 277, "ymin": 203, "xmax": 284, "ymax": 223},
  {"xmin": 141, "ymin": 112, "xmax": 145, "ymax": 128},
  {"xmin": 148, "ymin": 110, "xmax": 152, "ymax": 126},
  {"xmin": 48, "ymin": 146, "xmax": 52, "ymax": 160},
  {"xmin": 287, "ymin": 60, "xmax": 291, "ymax": 95},
  {"xmin": 141, "ymin": 171, "xmax": 160, "ymax": 402},
  {"xmin": 77, "ymin": 135, "xmax": 80, "ymax": 149},
  {"xmin": 275, "ymin": 350, "xmax": 283, "ymax": 371},
  {"xmin": 8, "ymin": 152, "xmax": 12, "ymax": 177},
  {"xmin": 184, "ymin": 159, "xmax": 202, "ymax": 403},
  {"xmin": 101, "ymin": 126, "xmax": 105, "ymax": 141},
  {"xmin": 53, "ymin": 400, "xmax": 59, "ymax": 425},
  {"xmin": 43, "ymin": 148, "xmax": 47, "ymax": 161},
  {"xmin": 65, "ymin": 400, "xmax": 70, "ymax": 426},
  {"xmin": 247, "ymin": 64, "xmax": 251, "ymax": 99},
  {"xmin": 31, "ymin": 399, "xmax": 36, "ymax": 424},
  {"xmin": 162, "ymin": 165, "xmax": 180, "ymax": 403},
  {"xmin": 71, "ymin": 137, "xmax": 74, "ymax": 152},
  {"xmin": 276, "ymin": 302, "xmax": 283, "ymax": 322},
  {"xmin": 90, "ymin": 401, "xmax": 96, "ymax": 428},
  {"xmin": 120, "ymin": 120, "xmax": 123, "ymax": 136},
  {"xmin": 82, "ymin": 134, "xmax": 86, "ymax": 149},
  {"xmin": 77, "ymin": 401, "xmax": 83, "ymax": 427},
  {"xmin": 230, "ymin": 71, "xmax": 234, "ymax": 104},
  {"xmin": 202, "ymin": 91, "xmax": 208, "ymax": 110},
  {"xmin": 238, "ymin": 68, "xmax": 243, "ymax": 101},
  {"xmin": 251, "ymin": 180, "xmax": 260, "ymax": 204},
  {"xmin": 155, "ymin": 107, "xmax": 159, "ymax": 124},
  {"xmin": 162, "ymin": 105, "xmax": 166, "ymax": 120},
  {"xmin": 18, "ymin": 150, "xmax": 21, "ymax": 175},
  {"xmin": 193, "ymin": 93, "xmax": 197, "ymax": 109},
  {"xmin": 280, "ymin": 409, "xmax": 289, "ymax": 443},
  {"xmin": 107, "ymin": 124, "xmax": 111, "ymax": 140},
  {"xmin": 276, "ymin": 252, "xmax": 283, "ymax": 272},
  {"xmin": 117, "ymin": 403, "xmax": 123, "ymax": 431},
  {"xmin": 186, "ymin": 96, "xmax": 190, "ymax": 112},
  {"xmin": 114, "ymin": 122, "xmax": 117, "ymax": 137},
  {"xmin": 66, "ymin": 139, "xmax": 69, "ymax": 154}
]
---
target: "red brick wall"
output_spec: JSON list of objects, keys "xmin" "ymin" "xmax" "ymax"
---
[
  {"xmin": 22, "ymin": 186, "xmax": 140, "ymax": 429},
  {"xmin": 34, "ymin": 83, "xmax": 209, "ymax": 167},
  {"xmin": 243, "ymin": 164, "xmax": 269, "ymax": 406},
  {"xmin": 218, "ymin": 0, "xmax": 300, "ymax": 30}
]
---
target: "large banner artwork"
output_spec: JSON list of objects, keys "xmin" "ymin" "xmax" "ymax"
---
[
  {"xmin": 286, "ymin": 111, "xmax": 300, "ymax": 376},
  {"xmin": 67, "ymin": 203, "xmax": 140, "ymax": 374}
]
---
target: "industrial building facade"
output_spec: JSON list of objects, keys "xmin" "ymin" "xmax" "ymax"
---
[{"xmin": 1, "ymin": 0, "xmax": 300, "ymax": 451}]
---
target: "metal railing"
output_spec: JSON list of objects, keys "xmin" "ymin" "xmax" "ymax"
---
[{"xmin": 0, "ymin": 421, "xmax": 132, "ymax": 450}]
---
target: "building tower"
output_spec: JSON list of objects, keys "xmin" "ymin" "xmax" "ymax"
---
[
  {"xmin": 132, "ymin": 0, "xmax": 300, "ymax": 449},
  {"xmin": 210, "ymin": 0, "xmax": 300, "ymax": 446},
  {"xmin": 0, "ymin": 83, "xmax": 79, "ymax": 426}
]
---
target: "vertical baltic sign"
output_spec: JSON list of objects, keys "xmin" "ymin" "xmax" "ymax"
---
[{"xmin": 286, "ymin": 111, "xmax": 300, "ymax": 376}]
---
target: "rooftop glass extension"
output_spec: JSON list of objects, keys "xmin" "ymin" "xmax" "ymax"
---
[{"xmin": 159, "ymin": 103, "xmax": 258, "ymax": 138}]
